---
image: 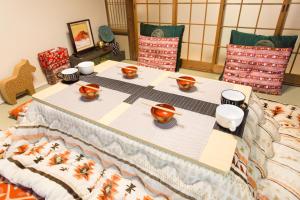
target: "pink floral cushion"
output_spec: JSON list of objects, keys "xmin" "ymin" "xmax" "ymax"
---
[
  {"xmin": 223, "ymin": 44, "xmax": 292, "ymax": 95},
  {"xmin": 138, "ymin": 35, "xmax": 179, "ymax": 72}
]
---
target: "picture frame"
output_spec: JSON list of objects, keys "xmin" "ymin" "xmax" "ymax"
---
[{"xmin": 67, "ymin": 19, "xmax": 95, "ymax": 54}]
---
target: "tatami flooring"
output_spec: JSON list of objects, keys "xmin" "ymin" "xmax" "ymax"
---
[{"xmin": 0, "ymin": 61, "xmax": 299, "ymax": 131}]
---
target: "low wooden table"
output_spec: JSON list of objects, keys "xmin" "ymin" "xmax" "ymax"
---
[{"xmin": 33, "ymin": 60, "xmax": 252, "ymax": 173}]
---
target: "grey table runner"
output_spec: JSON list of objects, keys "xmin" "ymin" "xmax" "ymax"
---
[
  {"xmin": 81, "ymin": 75, "xmax": 218, "ymax": 117},
  {"xmin": 80, "ymin": 75, "xmax": 247, "ymax": 137}
]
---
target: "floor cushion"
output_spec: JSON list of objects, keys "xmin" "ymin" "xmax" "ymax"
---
[
  {"xmin": 249, "ymin": 143, "xmax": 268, "ymax": 178},
  {"xmin": 0, "ymin": 175, "xmax": 42, "ymax": 200},
  {"xmin": 257, "ymin": 99, "xmax": 300, "ymax": 200},
  {"xmin": 257, "ymin": 179, "xmax": 299, "ymax": 200},
  {"xmin": 230, "ymin": 30, "xmax": 298, "ymax": 49},
  {"xmin": 260, "ymin": 115, "xmax": 281, "ymax": 142},
  {"xmin": 255, "ymin": 125, "xmax": 275, "ymax": 158},
  {"xmin": 138, "ymin": 35, "xmax": 179, "ymax": 72},
  {"xmin": 9, "ymin": 99, "xmax": 32, "ymax": 119},
  {"xmin": 140, "ymin": 23, "xmax": 185, "ymax": 72},
  {"xmin": 223, "ymin": 44, "xmax": 292, "ymax": 95}
]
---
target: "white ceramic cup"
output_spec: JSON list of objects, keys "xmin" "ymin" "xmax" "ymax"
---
[
  {"xmin": 216, "ymin": 104, "xmax": 244, "ymax": 132},
  {"xmin": 76, "ymin": 61, "xmax": 94, "ymax": 75}
]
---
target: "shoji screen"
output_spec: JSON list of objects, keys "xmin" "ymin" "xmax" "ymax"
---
[
  {"xmin": 105, "ymin": 0, "xmax": 128, "ymax": 33},
  {"xmin": 134, "ymin": 0, "xmax": 300, "ymax": 81},
  {"xmin": 178, "ymin": 0, "xmax": 221, "ymax": 71},
  {"xmin": 135, "ymin": 0, "xmax": 173, "ymax": 30},
  {"xmin": 283, "ymin": 0, "xmax": 300, "ymax": 76},
  {"xmin": 217, "ymin": 0, "xmax": 283, "ymax": 66}
]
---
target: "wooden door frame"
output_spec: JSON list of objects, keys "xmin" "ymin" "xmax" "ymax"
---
[{"xmin": 126, "ymin": 0, "xmax": 138, "ymax": 60}]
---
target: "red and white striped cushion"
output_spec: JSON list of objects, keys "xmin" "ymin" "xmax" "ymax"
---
[
  {"xmin": 223, "ymin": 44, "xmax": 292, "ymax": 95},
  {"xmin": 138, "ymin": 35, "xmax": 179, "ymax": 72}
]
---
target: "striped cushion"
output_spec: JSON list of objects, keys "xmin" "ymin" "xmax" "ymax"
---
[
  {"xmin": 138, "ymin": 35, "xmax": 179, "ymax": 72},
  {"xmin": 223, "ymin": 44, "xmax": 292, "ymax": 95}
]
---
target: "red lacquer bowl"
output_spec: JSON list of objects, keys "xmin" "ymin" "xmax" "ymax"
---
[
  {"xmin": 176, "ymin": 76, "xmax": 196, "ymax": 91},
  {"xmin": 151, "ymin": 103, "xmax": 175, "ymax": 124},
  {"xmin": 121, "ymin": 66, "xmax": 138, "ymax": 79},
  {"xmin": 79, "ymin": 83, "xmax": 100, "ymax": 100}
]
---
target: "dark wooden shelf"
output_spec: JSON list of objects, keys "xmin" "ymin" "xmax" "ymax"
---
[{"xmin": 70, "ymin": 47, "xmax": 125, "ymax": 67}]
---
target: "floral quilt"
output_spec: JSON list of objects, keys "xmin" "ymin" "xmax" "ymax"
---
[{"xmin": 0, "ymin": 130, "xmax": 167, "ymax": 200}]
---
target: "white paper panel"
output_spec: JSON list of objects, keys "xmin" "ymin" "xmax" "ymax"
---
[
  {"xmin": 148, "ymin": 0, "xmax": 159, "ymax": 3},
  {"xmin": 223, "ymin": 5, "xmax": 240, "ymax": 26},
  {"xmin": 286, "ymin": 54, "xmax": 296, "ymax": 73},
  {"xmin": 160, "ymin": 0, "xmax": 173, "ymax": 3},
  {"xmin": 136, "ymin": 0, "xmax": 147, "ymax": 3},
  {"xmin": 160, "ymin": 4, "xmax": 173, "ymax": 23},
  {"xmin": 191, "ymin": 4, "xmax": 206, "ymax": 24},
  {"xmin": 217, "ymin": 48, "xmax": 227, "ymax": 65},
  {"xmin": 263, "ymin": 0, "xmax": 283, "ymax": 3},
  {"xmin": 181, "ymin": 43, "xmax": 188, "ymax": 59},
  {"xmin": 220, "ymin": 27, "xmax": 234, "ymax": 47},
  {"xmin": 192, "ymin": 0, "xmax": 207, "ymax": 2},
  {"xmin": 177, "ymin": 4, "xmax": 191, "ymax": 23},
  {"xmin": 243, "ymin": 0, "xmax": 261, "ymax": 2},
  {"xmin": 181, "ymin": 24, "xmax": 190, "ymax": 42},
  {"xmin": 285, "ymin": 4, "xmax": 300, "ymax": 29},
  {"xmin": 257, "ymin": 5, "xmax": 281, "ymax": 28},
  {"xmin": 178, "ymin": 0, "xmax": 190, "ymax": 2},
  {"xmin": 237, "ymin": 28, "xmax": 255, "ymax": 34},
  {"xmin": 204, "ymin": 26, "xmax": 217, "ymax": 44},
  {"xmin": 226, "ymin": 0, "xmax": 241, "ymax": 3},
  {"xmin": 239, "ymin": 5, "xmax": 260, "ymax": 27},
  {"xmin": 206, "ymin": 4, "xmax": 220, "ymax": 25},
  {"xmin": 136, "ymin": 4, "xmax": 147, "ymax": 22},
  {"xmin": 202, "ymin": 45, "xmax": 214, "ymax": 62},
  {"xmin": 190, "ymin": 25, "xmax": 203, "ymax": 43},
  {"xmin": 291, "ymin": 55, "xmax": 300, "ymax": 75},
  {"xmin": 255, "ymin": 29, "xmax": 275, "ymax": 35},
  {"xmin": 188, "ymin": 44, "xmax": 202, "ymax": 61},
  {"xmin": 148, "ymin": 4, "xmax": 159, "ymax": 23},
  {"xmin": 137, "ymin": 23, "xmax": 141, "ymax": 36}
]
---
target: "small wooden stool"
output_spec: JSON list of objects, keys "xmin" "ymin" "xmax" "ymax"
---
[{"xmin": 0, "ymin": 59, "xmax": 36, "ymax": 105}]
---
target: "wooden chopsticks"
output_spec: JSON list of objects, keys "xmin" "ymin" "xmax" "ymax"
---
[
  {"xmin": 142, "ymin": 102, "xmax": 182, "ymax": 116},
  {"xmin": 76, "ymin": 82, "xmax": 100, "ymax": 91},
  {"xmin": 168, "ymin": 76, "xmax": 201, "ymax": 84}
]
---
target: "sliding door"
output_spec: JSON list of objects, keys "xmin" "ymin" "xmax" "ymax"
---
[{"xmin": 132, "ymin": 0, "xmax": 300, "ymax": 85}]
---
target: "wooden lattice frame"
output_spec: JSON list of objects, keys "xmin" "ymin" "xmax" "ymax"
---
[{"xmin": 131, "ymin": 0, "xmax": 300, "ymax": 84}]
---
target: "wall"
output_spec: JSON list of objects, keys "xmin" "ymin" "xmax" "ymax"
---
[{"xmin": 0, "ymin": 0, "xmax": 108, "ymax": 103}]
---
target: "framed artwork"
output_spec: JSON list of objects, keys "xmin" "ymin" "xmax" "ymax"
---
[{"xmin": 67, "ymin": 19, "xmax": 95, "ymax": 54}]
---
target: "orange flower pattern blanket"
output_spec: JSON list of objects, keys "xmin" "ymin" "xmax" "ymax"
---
[{"xmin": 0, "ymin": 131, "xmax": 166, "ymax": 200}]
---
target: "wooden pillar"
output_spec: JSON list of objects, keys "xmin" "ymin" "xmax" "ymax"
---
[
  {"xmin": 126, "ymin": 0, "xmax": 138, "ymax": 60},
  {"xmin": 275, "ymin": 0, "xmax": 291, "ymax": 36},
  {"xmin": 211, "ymin": 0, "xmax": 225, "ymax": 73},
  {"xmin": 172, "ymin": 0, "xmax": 178, "ymax": 25}
]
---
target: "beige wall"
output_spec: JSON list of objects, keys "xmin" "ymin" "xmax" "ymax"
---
[{"xmin": 0, "ymin": 0, "xmax": 107, "ymax": 103}]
